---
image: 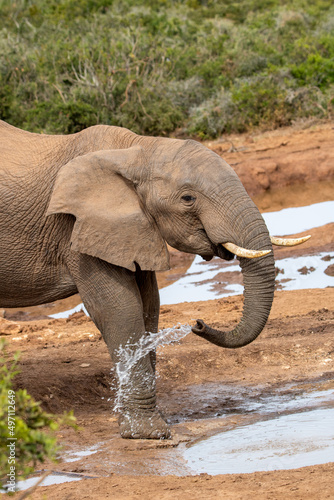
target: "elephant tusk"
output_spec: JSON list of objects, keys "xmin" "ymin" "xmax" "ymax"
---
[
  {"xmin": 270, "ymin": 235, "xmax": 311, "ymax": 247},
  {"xmin": 222, "ymin": 242, "xmax": 271, "ymax": 259}
]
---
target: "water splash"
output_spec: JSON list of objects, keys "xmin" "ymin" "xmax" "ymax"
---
[{"xmin": 113, "ymin": 324, "xmax": 191, "ymax": 412}]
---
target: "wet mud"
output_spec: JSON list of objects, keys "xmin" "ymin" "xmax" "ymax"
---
[{"xmin": 3, "ymin": 123, "xmax": 334, "ymax": 499}]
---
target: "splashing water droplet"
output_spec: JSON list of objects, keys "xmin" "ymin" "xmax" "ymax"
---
[{"xmin": 113, "ymin": 324, "xmax": 191, "ymax": 412}]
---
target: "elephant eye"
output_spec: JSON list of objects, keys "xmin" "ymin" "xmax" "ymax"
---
[{"xmin": 181, "ymin": 195, "xmax": 196, "ymax": 204}]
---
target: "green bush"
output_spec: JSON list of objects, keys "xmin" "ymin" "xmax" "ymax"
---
[
  {"xmin": 0, "ymin": 0, "xmax": 333, "ymax": 137},
  {"xmin": 291, "ymin": 53, "xmax": 334, "ymax": 88},
  {"xmin": 0, "ymin": 339, "xmax": 76, "ymax": 490}
]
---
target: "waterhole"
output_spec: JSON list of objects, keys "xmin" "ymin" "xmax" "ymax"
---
[
  {"xmin": 1, "ymin": 471, "xmax": 96, "ymax": 493},
  {"xmin": 160, "ymin": 252, "xmax": 333, "ymax": 305},
  {"xmin": 14, "ymin": 473, "xmax": 82, "ymax": 491},
  {"xmin": 184, "ymin": 387, "xmax": 334, "ymax": 475}
]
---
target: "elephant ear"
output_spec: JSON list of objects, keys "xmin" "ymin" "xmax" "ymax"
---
[{"xmin": 46, "ymin": 146, "xmax": 170, "ymax": 272}]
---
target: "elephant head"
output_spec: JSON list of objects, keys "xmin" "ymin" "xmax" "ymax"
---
[
  {"xmin": 138, "ymin": 139, "xmax": 276, "ymax": 349},
  {"xmin": 47, "ymin": 137, "xmax": 308, "ymax": 349}
]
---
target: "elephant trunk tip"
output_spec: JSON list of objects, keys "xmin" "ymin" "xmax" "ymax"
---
[
  {"xmin": 191, "ymin": 318, "xmax": 230, "ymax": 348},
  {"xmin": 192, "ymin": 319, "xmax": 206, "ymax": 335}
]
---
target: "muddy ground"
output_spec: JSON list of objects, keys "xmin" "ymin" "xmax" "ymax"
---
[{"xmin": 2, "ymin": 122, "xmax": 334, "ymax": 499}]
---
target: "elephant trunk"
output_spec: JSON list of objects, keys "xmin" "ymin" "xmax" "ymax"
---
[{"xmin": 193, "ymin": 201, "xmax": 276, "ymax": 348}]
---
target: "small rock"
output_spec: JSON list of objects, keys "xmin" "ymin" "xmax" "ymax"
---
[
  {"xmin": 324, "ymin": 264, "xmax": 334, "ymax": 277},
  {"xmin": 0, "ymin": 319, "xmax": 22, "ymax": 336},
  {"xmin": 80, "ymin": 363, "xmax": 90, "ymax": 368}
]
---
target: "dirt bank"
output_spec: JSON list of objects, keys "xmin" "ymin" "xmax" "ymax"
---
[
  {"xmin": 208, "ymin": 122, "xmax": 334, "ymax": 199},
  {"xmin": 3, "ymin": 123, "xmax": 334, "ymax": 500}
]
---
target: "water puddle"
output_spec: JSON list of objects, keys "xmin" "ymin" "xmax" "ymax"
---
[
  {"xmin": 275, "ymin": 253, "xmax": 334, "ymax": 291},
  {"xmin": 184, "ymin": 384, "xmax": 334, "ymax": 475},
  {"xmin": 236, "ymin": 387, "xmax": 334, "ymax": 414},
  {"xmin": 184, "ymin": 407, "xmax": 334, "ymax": 474},
  {"xmin": 63, "ymin": 445, "xmax": 100, "ymax": 463},
  {"xmin": 15, "ymin": 473, "xmax": 83, "ymax": 490},
  {"xmin": 160, "ymin": 252, "xmax": 333, "ymax": 305},
  {"xmin": 160, "ymin": 255, "xmax": 241, "ymax": 304},
  {"xmin": 50, "ymin": 302, "xmax": 88, "ymax": 319},
  {"xmin": 262, "ymin": 200, "xmax": 334, "ymax": 235},
  {"xmin": 1, "ymin": 471, "xmax": 98, "ymax": 493}
]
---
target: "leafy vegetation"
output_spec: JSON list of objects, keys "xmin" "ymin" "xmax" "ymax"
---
[
  {"xmin": 0, "ymin": 0, "xmax": 333, "ymax": 137},
  {"xmin": 0, "ymin": 339, "xmax": 76, "ymax": 488}
]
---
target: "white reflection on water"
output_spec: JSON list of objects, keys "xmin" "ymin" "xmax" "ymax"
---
[
  {"xmin": 160, "ymin": 255, "xmax": 241, "ymax": 305},
  {"xmin": 275, "ymin": 253, "xmax": 333, "ymax": 290},
  {"xmin": 263, "ymin": 200, "xmax": 334, "ymax": 235},
  {"xmin": 184, "ymin": 406, "xmax": 334, "ymax": 475},
  {"xmin": 12, "ymin": 474, "xmax": 82, "ymax": 492},
  {"xmin": 50, "ymin": 302, "xmax": 88, "ymax": 319},
  {"xmin": 160, "ymin": 252, "xmax": 333, "ymax": 305}
]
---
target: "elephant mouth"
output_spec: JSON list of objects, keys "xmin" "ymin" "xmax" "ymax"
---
[
  {"xmin": 201, "ymin": 244, "xmax": 235, "ymax": 262},
  {"xmin": 216, "ymin": 244, "xmax": 235, "ymax": 261}
]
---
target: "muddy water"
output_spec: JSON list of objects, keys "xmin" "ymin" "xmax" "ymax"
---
[
  {"xmin": 14, "ymin": 473, "xmax": 83, "ymax": 491},
  {"xmin": 184, "ymin": 406, "xmax": 334, "ymax": 474},
  {"xmin": 183, "ymin": 378, "xmax": 334, "ymax": 475},
  {"xmin": 62, "ymin": 379, "xmax": 334, "ymax": 478},
  {"xmin": 262, "ymin": 200, "xmax": 334, "ymax": 235},
  {"xmin": 160, "ymin": 252, "xmax": 334, "ymax": 305}
]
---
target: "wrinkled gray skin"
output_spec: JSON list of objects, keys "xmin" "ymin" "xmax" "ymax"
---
[{"xmin": 0, "ymin": 121, "xmax": 275, "ymax": 439}]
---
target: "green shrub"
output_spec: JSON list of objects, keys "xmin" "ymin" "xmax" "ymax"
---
[
  {"xmin": 0, "ymin": 0, "xmax": 333, "ymax": 137},
  {"xmin": 291, "ymin": 53, "xmax": 334, "ymax": 89},
  {"xmin": 0, "ymin": 339, "xmax": 77, "ymax": 490}
]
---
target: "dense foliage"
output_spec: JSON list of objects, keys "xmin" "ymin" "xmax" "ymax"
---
[
  {"xmin": 0, "ymin": 340, "xmax": 76, "ymax": 488},
  {"xmin": 0, "ymin": 0, "xmax": 333, "ymax": 137}
]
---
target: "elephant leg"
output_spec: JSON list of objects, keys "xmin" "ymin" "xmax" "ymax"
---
[
  {"xmin": 135, "ymin": 269, "xmax": 160, "ymax": 372},
  {"xmin": 66, "ymin": 254, "xmax": 170, "ymax": 439}
]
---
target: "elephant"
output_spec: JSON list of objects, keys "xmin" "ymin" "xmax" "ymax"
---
[{"xmin": 0, "ymin": 120, "xmax": 309, "ymax": 439}]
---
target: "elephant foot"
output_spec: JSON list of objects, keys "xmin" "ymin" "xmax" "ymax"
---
[{"xmin": 119, "ymin": 410, "xmax": 171, "ymax": 439}]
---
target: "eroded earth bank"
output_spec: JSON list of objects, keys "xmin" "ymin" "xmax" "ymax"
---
[{"xmin": 3, "ymin": 123, "xmax": 334, "ymax": 500}]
